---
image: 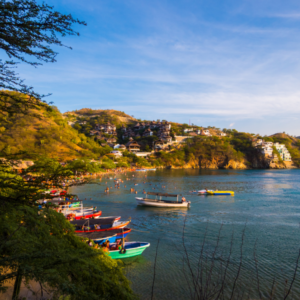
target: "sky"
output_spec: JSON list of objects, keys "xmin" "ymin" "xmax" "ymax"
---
[{"xmin": 11, "ymin": 0, "xmax": 300, "ymax": 135}]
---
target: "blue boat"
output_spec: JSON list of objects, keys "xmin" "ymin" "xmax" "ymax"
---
[{"xmin": 75, "ymin": 228, "xmax": 131, "ymax": 244}]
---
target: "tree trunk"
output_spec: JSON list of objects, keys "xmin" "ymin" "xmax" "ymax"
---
[{"xmin": 12, "ymin": 267, "xmax": 22, "ymax": 300}]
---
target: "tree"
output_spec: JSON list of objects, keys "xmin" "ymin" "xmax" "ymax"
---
[
  {"xmin": 0, "ymin": 1, "xmax": 135, "ymax": 299},
  {"xmin": 0, "ymin": 0, "xmax": 86, "ymax": 122}
]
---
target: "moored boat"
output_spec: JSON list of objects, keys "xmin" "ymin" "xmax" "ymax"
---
[
  {"xmin": 207, "ymin": 191, "xmax": 234, "ymax": 196},
  {"xmin": 74, "ymin": 220, "xmax": 131, "ymax": 232},
  {"xmin": 67, "ymin": 211, "xmax": 102, "ymax": 220},
  {"xmin": 108, "ymin": 242, "xmax": 150, "ymax": 259},
  {"xmin": 75, "ymin": 228, "xmax": 132, "ymax": 243},
  {"xmin": 136, "ymin": 192, "xmax": 191, "ymax": 208}
]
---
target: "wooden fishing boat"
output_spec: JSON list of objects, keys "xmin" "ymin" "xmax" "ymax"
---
[
  {"xmin": 75, "ymin": 228, "xmax": 131, "ymax": 243},
  {"xmin": 74, "ymin": 220, "xmax": 131, "ymax": 233},
  {"xmin": 108, "ymin": 242, "xmax": 150, "ymax": 259},
  {"xmin": 76, "ymin": 231, "xmax": 118, "ymax": 243},
  {"xmin": 207, "ymin": 191, "xmax": 234, "ymax": 196},
  {"xmin": 67, "ymin": 211, "xmax": 102, "ymax": 220},
  {"xmin": 136, "ymin": 192, "xmax": 191, "ymax": 208},
  {"xmin": 71, "ymin": 217, "xmax": 121, "ymax": 229}
]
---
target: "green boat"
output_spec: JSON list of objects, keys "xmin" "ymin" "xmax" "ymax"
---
[{"xmin": 108, "ymin": 242, "xmax": 150, "ymax": 259}]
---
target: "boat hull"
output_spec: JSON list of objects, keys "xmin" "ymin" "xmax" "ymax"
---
[
  {"xmin": 74, "ymin": 221, "xmax": 131, "ymax": 233},
  {"xmin": 68, "ymin": 211, "xmax": 102, "ymax": 220},
  {"xmin": 136, "ymin": 197, "xmax": 190, "ymax": 208},
  {"xmin": 108, "ymin": 242, "xmax": 150, "ymax": 259}
]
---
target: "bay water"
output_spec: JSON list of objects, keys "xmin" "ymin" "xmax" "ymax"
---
[{"xmin": 70, "ymin": 169, "xmax": 300, "ymax": 299}]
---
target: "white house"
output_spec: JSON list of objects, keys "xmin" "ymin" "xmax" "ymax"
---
[
  {"xmin": 201, "ymin": 129, "xmax": 211, "ymax": 136},
  {"xmin": 183, "ymin": 128, "xmax": 194, "ymax": 133},
  {"xmin": 220, "ymin": 132, "xmax": 226, "ymax": 137},
  {"xmin": 110, "ymin": 151, "xmax": 123, "ymax": 157}
]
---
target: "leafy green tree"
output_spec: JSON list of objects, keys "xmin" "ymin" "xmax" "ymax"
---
[{"xmin": 0, "ymin": 1, "xmax": 135, "ymax": 299}]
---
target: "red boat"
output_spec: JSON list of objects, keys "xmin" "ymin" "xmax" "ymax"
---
[{"xmin": 66, "ymin": 211, "xmax": 102, "ymax": 220}]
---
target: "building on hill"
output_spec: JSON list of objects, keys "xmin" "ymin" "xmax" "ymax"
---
[
  {"xmin": 126, "ymin": 139, "xmax": 141, "ymax": 153},
  {"xmin": 118, "ymin": 144, "xmax": 127, "ymax": 151},
  {"xmin": 201, "ymin": 129, "xmax": 211, "ymax": 136},
  {"xmin": 183, "ymin": 128, "xmax": 194, "ymax": 133},
  {"xmin": 162, "ymin": 121, "xmax": 171, "ymax": 130},
  {"xmin": 220, "ymin": 132, "xmax": 227, "ymax": 137},
  {"xmin": 143, "ymin": 128, "xmax": 153, "ymax": 137},
  {"xmin": 89, "ymin": 130, "xmax": 98, "ymax": 136},
  {"xmin": 110, "ymin": 150, "xmax": 122, "ymax": 157},
  {"xmin": 150, "ymin": 121, "xmax": 157, "ymax": 129},
  {"xmin": 133, "ymin": 123, "xmax": 141, "ymax": 131},
  {"xmin": 274, "ymin": 143, "xmax": 292, "ymax": 161},
  {"xmin": 188, "ymin": 132, "xmax": 197, "ymax": 136},
  {"xmin": 153, "ymin": 139, "xmax": 164, "ymax": 151},
  {"xmin": 106, "ymin": 137, "xmax": 117, "ymax": 144},
  {"xmin": 121, "ymin": 124, "xmax": 127, "ymax": 132},
  {"xmin": 161, "ymin": 134, "xmax": 172, "ymax": 143}
]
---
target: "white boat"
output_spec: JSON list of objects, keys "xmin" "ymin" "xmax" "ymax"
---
[{"xmin": 136, "ymin": 192, "xmax": 191, "ymax": 208}]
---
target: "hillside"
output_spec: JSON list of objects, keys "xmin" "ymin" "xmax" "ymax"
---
[
  {"xmin": 269, "ymin": 133, "xmax": 300, "ymax": 167},
  {"xmin": 0, "ymin": 99, "xmax": 111, "ymax": 161},
  {"xmin": 64, "ymin": 108, "xmax": 137, "ymax": 125}
]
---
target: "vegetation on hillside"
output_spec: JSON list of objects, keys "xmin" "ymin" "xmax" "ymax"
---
[{"xmin": 0, "ymin": 96, "xmax": 112, "ymax": 161}]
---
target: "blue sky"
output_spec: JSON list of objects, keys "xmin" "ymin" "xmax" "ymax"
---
[{"xmin": 13, "ymin": 0, "xmax": 300, "ymax": 135}]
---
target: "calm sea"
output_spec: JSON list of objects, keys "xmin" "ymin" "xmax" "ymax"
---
[{"xmin": 70, "ymin": 169, "xmax": 300, "ymax": 299}]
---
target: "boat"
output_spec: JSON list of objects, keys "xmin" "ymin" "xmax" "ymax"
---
[
  {"xmin": 74, "ymin": 220, "xmax": 131, "ymax": 232},
  {"xmin": 198, "ymin": 189, "xmax": 214, "ymax": 194},
  {"xmin": 66, "ymin": 211, "xmax": 102, "ymax": 220},
  {"xmin": 136, "ymin": 192, "xmax": 191, "ymax": 208},
  {"xmin": 207, "ymin": 191, "xmax": 234, "ymax": 196},
  {"xmin": 108, "ymin": 242, "xmax": 150, "ymax": 259},
  {"xmin": 71, "ymin": 217, "xmax": 121, "ymax": 229},
  {"xmin": 76, "ymin": 231, "xmax": 118, "ymax": 243},
  {"xmin": 75, "ymin": 228, "xmax": 132, "ymax": 244},
  {"xmin": 136, "ymin": 169, "xmax": 147, "ymax": 172}
]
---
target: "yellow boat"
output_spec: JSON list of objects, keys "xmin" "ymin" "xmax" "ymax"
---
[{"xmin": 207, "ymin": 191, "xmax": 234, "ymax": 196}]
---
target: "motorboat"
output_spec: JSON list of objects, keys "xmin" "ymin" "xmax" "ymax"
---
[
  {"xmin": 136, "ymin": 192, "xmax": 191, "ymax": 208},
  {"xmin": 108, "ymin": 242, "xmax": 150, "ymax": 259}
]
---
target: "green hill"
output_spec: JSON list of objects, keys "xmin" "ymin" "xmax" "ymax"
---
[{"xmin": 0, "ymin": 94, "xmax": 111, "ymax": 161}]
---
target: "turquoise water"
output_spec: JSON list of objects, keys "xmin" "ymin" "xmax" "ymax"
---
[{"xmin": 70, "ymin": 169, "xmax": 300, "ymax": 299}]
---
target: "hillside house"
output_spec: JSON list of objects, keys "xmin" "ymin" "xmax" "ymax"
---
[
  {"xmin": 133, "ymin": 123, "xmax": 141, "ymax": 131},
  {"xmin": 110, "ymin": 150, "xmax": 122, "ymax": 157},
  {"xmin": 188, "ymin": 132, "xmax": 197, "ymax": 136},
  {"xmin": 261, "ymin": 146, "xmax": 273, "ymax": 157},
  {"xmin": 143, "ymin": 128, "xmax": 153, "ymax": 137},
  {"xmin": 162, "ymin": 121, "xmax": 171, "ymax": 130},
  {"xmin": 150, "ymin": 121, "xmax": 158, "ymax": 129},
  {"xmin": 183, "ymin": 128, "xmax": 194, "ymax": 133},
  {"xmin": 126, "ymin": 140, "xmax": 141, "ymax": 153},
  {"xmin": 161, "ymin": 134, "xmax": 172, "ymax": 143},
  {"xmin": 201, "ymin": 129, "xmax": 211, "ymax": 136},
  {"xmin": 106, "ymin": 137, "xmax": 117, "ymax": 144},
  {"xmin": 121, "ymin": 125, "xmax": 127, "ymax": 132},
  {"xmin": 154, "ymin": 139, "xmax": 164, "ymax": 151},
  {"xmin": 220, "ymin": 132, "xmax": 227, "ymax": 137}
]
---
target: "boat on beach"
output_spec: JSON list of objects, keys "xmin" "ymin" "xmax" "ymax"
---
[
  {"xmin": 136, "ymin": 192, "xmax": 191, "ymax": 208},
  {"xmin": 108, "ymin": 242, "xmax": 150, "ymax": 259}
]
